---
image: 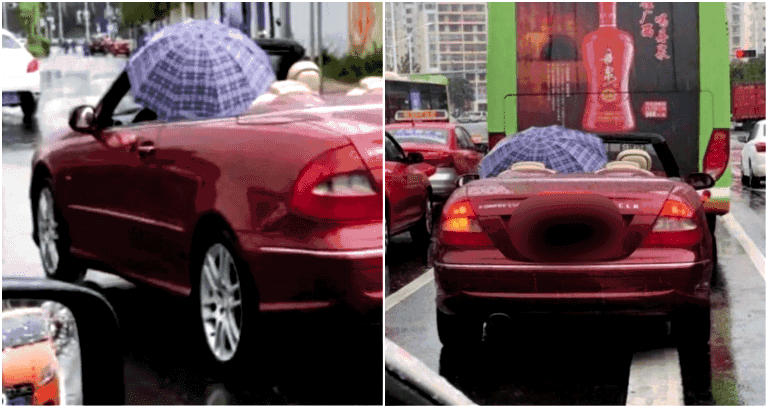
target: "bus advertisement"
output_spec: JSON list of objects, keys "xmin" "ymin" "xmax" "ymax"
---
[
  {"xmin": 385, "ymin": 73, "xmax": 450, "ymax": 124},
  {"xmin": 487, "ymin": 2, "xmax": 732, "ymax": 217}
]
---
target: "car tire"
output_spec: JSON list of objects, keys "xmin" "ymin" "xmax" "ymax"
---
[
  {"xmin": 190, "ymin": 229, "xmax": 260, "ymax": 373},
  {"xmin": 20, "ymin": 91, "xmax": 37, "ymax": 123},
  {"xmin": 409, "ymin": 191, "xmax": 434, "ymax": 246},
  {"xmin": 436, "ymin": 309, "xmax": 481, "ymax": 348},
  {"xmin": 33, "ymin": 181, "xmax": 86, "ymax": 282},
  {"xmin": 749, "ymin": 162, "xmax": 760, "ymax": 188},
  {"xmin": 672, "ymin": 305, "xmax": 711, "ymax": 351}
]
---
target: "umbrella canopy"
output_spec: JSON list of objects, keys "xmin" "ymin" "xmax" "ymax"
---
[
  {"xmin": 480, "ymin": 125, "xmax": 608, "ymax": 178},
  {"xmin": 126, "ymin": 19, "xmax": 275, "ymax": 121}
]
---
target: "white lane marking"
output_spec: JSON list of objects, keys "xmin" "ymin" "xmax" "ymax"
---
[
  {"xmin": 721, "ymin": 213, "xmax": 765, "ymax": 279},
  {"xmin": 626, "ymin": 348, "xmax": 684, "ymax": 406},
  {"xmin": 385, "ymin": 268, "xmax": 434, "ymax": 312}
]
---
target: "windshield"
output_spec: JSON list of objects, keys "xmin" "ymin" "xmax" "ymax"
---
[
  {"xmin": 2, "ymin": 34, "xmax": 21, "ymax": 49},
  {"xmin": 2, "ymin": 313, "xmax": 51, "ymax": 350},
  {"xmin": 389, "ymin": 128, "xmax": 449, "ymax": 146}
]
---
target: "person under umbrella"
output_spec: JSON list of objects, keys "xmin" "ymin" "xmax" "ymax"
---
[
  {"xmin": 125, "ymin": 19, "xmax": 275, "ymax": 121},
  {"xmin": 480, "ymin": 125, "xmax": 608, "ymax": 178}
]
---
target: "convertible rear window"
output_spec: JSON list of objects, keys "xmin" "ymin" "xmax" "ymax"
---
[{"xmin": 390, "ymin": 128, "xmax": 449, "ymax": 146}]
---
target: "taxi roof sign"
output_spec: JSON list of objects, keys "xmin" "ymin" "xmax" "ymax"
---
[{"xmin": 394, "ymin": 110, "xmax": 449, "ymax": 122}]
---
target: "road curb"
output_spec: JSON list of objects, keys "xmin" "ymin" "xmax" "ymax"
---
[{"xmin": 626, "ymin": 348, "xmax": 684, "ymax": 405}]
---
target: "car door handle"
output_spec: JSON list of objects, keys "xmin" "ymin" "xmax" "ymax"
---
[{"xmin": 137, "ymin": 142, "xmax": 156, "ymax": 156}]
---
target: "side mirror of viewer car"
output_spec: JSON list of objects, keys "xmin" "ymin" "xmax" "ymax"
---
[
  {"xmin": 385, "ymin": 339, "xmax": 476, "ymax": 405},
  {"xmin": 69, "ymin": 105, "xmax": 97, "ymax": 134},
  {"xmin": 685, "ymin": 172, "xmax": 716, "ymax": 190},
  {"xmin": 456, "ymin": 174, "xmax": 480, "ymax": 188},
  {"xmin": 3, "ymin": 277, "xmax": 125, "ymax": 405}
]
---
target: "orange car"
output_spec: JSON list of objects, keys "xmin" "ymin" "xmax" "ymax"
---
[{"xmin": 2, "ymin": 308, "xmax": 60, "ymax": 405}]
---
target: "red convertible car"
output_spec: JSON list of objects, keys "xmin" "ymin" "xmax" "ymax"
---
[
  {"xmin": 30, "ymin": 71, "xmax": 383, "ymax": 369},
  {"xmin": 386, "ymin": 111, "xmax": 484, "ymax": 201},
  {"xmin": 385, "ymin": 132, "xmax": 435, "ymax": 254},
  {"xmin": 433, "ymin": 133, "xmax": 716, "ymax": 350}
]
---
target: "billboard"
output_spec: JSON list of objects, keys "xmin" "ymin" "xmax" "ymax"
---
[{"xmin": 515, "ymin": 2, "xmax": 700, "ymax": 175}]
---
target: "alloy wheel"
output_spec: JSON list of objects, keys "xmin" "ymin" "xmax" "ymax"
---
[
  {"xmin": 37, "ymin": 188, "xmax": 60, "ymax": 276},
  {"xmin": 200, "ymin": 243, "xmax": 243, "ymax": 363}
]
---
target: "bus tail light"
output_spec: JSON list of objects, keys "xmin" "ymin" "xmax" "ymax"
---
[
  {"xmin": 439, "ymin": 198, "xmax": 493, "ymax": 247},
  {"xmin": 703, "ymin": 128, "xmax": 729, "ymax": 181},
  {"xmin": 292, "ymin": 145, "xmax": 381, "ymax": 222}
]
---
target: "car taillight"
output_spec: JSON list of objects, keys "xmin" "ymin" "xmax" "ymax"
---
[
  {"xmin": 756, "ymin": 142, "xmax": 766, "ymax": 153},
  {"xmin": 703, "ymin": 128, "xmax": 729, "ymax": 180},
  {"xmin": 642, "ymin": 199, "xmax": 702, "ymax": 247},
  {"xmin": 439, "ymin": 198, "xmax": 493, "ymax": 247},
  {"xmin": 292, "ymin": 144, "xmax": 381, "ymax": 222},
  {"xmin": 27, "ymin": 59, "xmax": 39, "ymax": 73}
]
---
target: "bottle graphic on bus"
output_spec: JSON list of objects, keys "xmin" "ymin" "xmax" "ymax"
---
[{"xmin": 582, "ymin": 2, "xmax": 635, "ymax": 131}]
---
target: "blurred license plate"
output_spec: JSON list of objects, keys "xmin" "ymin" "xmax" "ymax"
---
[{"xmin": 2, "ymin": 92, "xmax": 20, "ymax": 106}]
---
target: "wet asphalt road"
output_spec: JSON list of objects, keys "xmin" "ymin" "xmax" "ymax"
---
[
  {"xmin": 385, "ymin": 129, "xmax": 765, "ymax": 405},
  {"xmin": 2, "ymin": 51, "xmax": 382, "ymax": 405}
]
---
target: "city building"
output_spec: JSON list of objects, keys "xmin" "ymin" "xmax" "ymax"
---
[
  {"xmin": 727, "ymin": 2, "xmax": 766, "ymax": 59},
  {"xmin": 386, "ymin": 2, "xmax": 488, "ymax": 112}
]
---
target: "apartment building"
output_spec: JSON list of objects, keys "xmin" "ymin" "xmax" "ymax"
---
[
  {"xmin": 386, "ymin": 2, "xmax": 488, "ymax": 111},
  {"xmin": 727, "ymin": 2, "xmax": 766, "ymax": 59}
]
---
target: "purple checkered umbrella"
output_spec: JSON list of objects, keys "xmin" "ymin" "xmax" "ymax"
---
[
  {"xmin": 126, "ymin": 19, "xmax": 275, "ymax": 121},
  {"xmin": 479, "ymin": 125, "xmax": 608, "ymax": 178}
]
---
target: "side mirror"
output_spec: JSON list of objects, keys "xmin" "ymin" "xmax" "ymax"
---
[
  {"xmin": 737, "ymin": 135, "xmax": 748, "ymax": 143},
  {"xmin": 475, "ymin": 143, "xmax": 489, "ymax": 154},
  {"xmin": 456, "ymin": 173, "xmax": 480, "ymax": 187},
  {"xmin": 3, "ymin": 277, "xmax": 124, "ymax": 405},
  {"xmin": 685, "ymin": 172, "xmax": 716, "ymax": 190},
  {"xmin": 407, "ymin": 152, "xmax": 424, "ymax": 164},
  {"xmin": 68, "ymin": 105, "xmax": 96, "ymax": 133}
]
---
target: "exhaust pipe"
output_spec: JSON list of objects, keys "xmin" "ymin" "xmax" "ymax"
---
[{"xmin": 483, "ymin": 313, "xmax": 512, "ymax": 341}]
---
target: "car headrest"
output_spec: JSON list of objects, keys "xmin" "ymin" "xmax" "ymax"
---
[
  {"xmin": 287, "ymin": 61, "xmax": 320, "ymax": 93},
  {"xmin": 604, "ymin": 161, "xmax": 641, "ymax": 170},
  {"xmin": 616, "ymin": 149, "xmax": 652, "ymax": 170},
  {"xmin": 511, "ymin": 161, "xmax": 547, "ymax": 171},
  {"xmin": 347, "ymin": 76, "xmax": 384, "ymax": 96}
]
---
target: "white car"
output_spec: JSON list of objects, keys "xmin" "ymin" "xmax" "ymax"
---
[
  {"xmin": 2, "ymin": 28, "xmax": 41, "ymax": 123},
  {"xmin": 738, "ymin": 119, "xmax": 766, "ymax": 188}
]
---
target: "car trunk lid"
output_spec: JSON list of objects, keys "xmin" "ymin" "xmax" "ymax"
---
[{"xmin": 462, "ymin": 174, "xmax": 678, "ymax": 262}]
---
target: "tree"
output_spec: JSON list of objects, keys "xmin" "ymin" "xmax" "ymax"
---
[
  {"xmin": 448, "ymin": 75, "xmax": 474, "ymax": 116},
  {"xmin": 119, "ymin": 2, "xmax": 171, "ymax": 27},
  {"xmin": 397, "ymin": 51, "xmax": 421, "ymax": 74},
  {"xmin": 731, "ymin": 55, "xmax": 766, "ymax": 85}
]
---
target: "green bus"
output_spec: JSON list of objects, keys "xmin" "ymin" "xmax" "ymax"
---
[
  {"xmin": 486, "ymin": 2, "xmax": 732, "ymax": 219},
  {"xmin": 385, "ymin": 72, "xmax": 450, "ymax": 124}
]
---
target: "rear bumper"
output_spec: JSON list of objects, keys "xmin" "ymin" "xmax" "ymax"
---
[
  {"xmin": 236, "ymin": 232, "xmax": 382, "ymax": 322},
  {"xmin": 434, "ymin": 259, "xmax": 712, "ymax": 318}
]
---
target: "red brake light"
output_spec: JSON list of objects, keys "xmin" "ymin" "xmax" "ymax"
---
[
  {"xmin": 436, "ymin": 152, "xmax": 454, "ymax": 167},
  {"xmin": 756, "ymin": 142, "xmax": 766, "ymax": 153},
  {"xmin": 439, "ymin": 198, "xmax": 493, "ymax": 247},
  {"xmin": 703, "ymin": 128, "xmax": 729, "ymax": 181},
  {"xmin": 27, "ymin": 59, "xmax": 39, "ymax": 73},
  {"xmin": 642, "ymin": 199, "xmax": 701, "ymax": 247},
  {"xmin": 292, "ymin": 145, "xmax": 381, "ymax": 222}
]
